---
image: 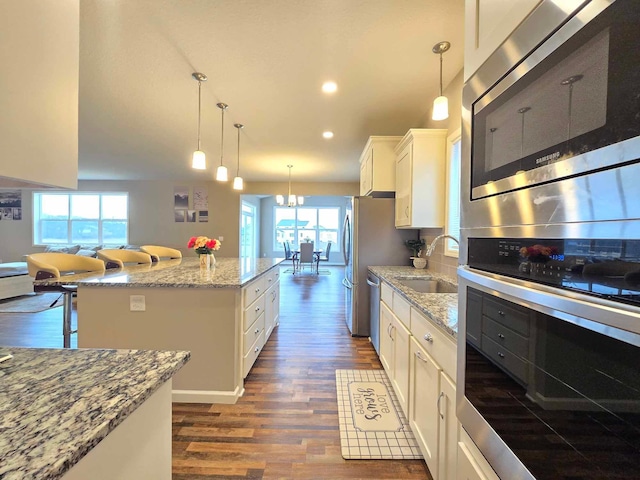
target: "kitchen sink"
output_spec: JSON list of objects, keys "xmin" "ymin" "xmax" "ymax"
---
[{"xmin": 396, "ymin": 278, "xmax": 457, "ymax": 294}]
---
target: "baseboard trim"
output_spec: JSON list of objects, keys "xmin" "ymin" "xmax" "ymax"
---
[{"xmin": 172, "ymin": 386, "xmax": 242, "ymax": 404}]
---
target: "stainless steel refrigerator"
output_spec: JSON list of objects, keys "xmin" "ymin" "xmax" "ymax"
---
[{"xmin": 341, "ymin": 196, "xmax": 418, "ymax": 338}]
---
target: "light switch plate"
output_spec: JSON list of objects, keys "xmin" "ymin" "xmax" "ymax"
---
[{"xmin": 130, "ymin": 295, "xmax": 146, "ymax": 311}]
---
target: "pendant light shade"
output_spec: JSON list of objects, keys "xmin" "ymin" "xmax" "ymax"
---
[
  {"xmin": 216, "ymin": 102, "xmax": 229, "ymax": 182},
  {"xmin": 233, "ymin": 123, "xmax": 244, "ymax": 191},
  {"xmin": 191, "ymin": 72, "xmax": 207, "ymax": 169},
  {"xmin": 276, "ymin": 165, "xmax": 303, "ymax": 207},
  {"xmin": 431, "ymin": 41, "xmax": 450, "ymax": 121}
]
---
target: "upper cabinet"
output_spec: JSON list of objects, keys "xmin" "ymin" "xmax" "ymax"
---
[
  {"xmin": 0, "ymin": 2, "xmax": 79, "ymax": 189},
  {"xmin": 359, "ymin": 136, "xmax": 402, "ymax": 197},
  {"xmin": 394, "ymin": 129, "xmax": 447, "ymax": 229}
]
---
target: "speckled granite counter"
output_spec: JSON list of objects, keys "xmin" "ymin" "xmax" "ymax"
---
[
  {"xmin": 368, "ymin": 266, "xmax": 458, "ymax": 337},
  {"xmin": 33, "ymin": 257, "xmax": 284, "ymax": 289},
  {"xmin": 0, "ymin": 347, "xmax": 190, "ymax": 480}
]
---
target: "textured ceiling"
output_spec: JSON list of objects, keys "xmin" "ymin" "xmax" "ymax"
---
[{"xmin": 78, "ymin": 0, "xmax": 464, "ymax": 183}]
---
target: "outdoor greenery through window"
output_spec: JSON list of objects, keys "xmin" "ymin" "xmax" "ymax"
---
[
  {"xmin": 33, "ymin": 192, "xmax": 128, "ymax": 245},
  {"xmin": 275, "ymin": 207, "xmax": 340, "ymax": 252},
  {"xmin": 445, "ymin": 130, "xmax": 461, "ymax": 257}
]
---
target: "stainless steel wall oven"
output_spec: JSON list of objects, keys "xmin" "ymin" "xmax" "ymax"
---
[{"xmin": 459, "ymin": 1, "xmax": 640, "ymax": 479}]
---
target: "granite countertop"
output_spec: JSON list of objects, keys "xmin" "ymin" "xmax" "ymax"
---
[
  {"xmin": 0, "ymin": 347, "xmax": 190, "ymax": 480},
  {"xmin": 368, "ymin": 266, "xmax": 458, "ymax": 338},
  {"xmin": 33, "ymin": 257, "xmax": 284, "ymax": 289}
]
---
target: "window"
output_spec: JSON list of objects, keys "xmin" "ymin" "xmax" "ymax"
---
[
  {"xmin": 444, "ymin": 129, "xmax": 461, "ymax": 257},
  {"xmin": 33, "ymin": 192, "xmax": 128, "ymax": 245},
  {"xmin": 274, "ymin": 207, "xmax": 340, "ymax": 251},
  {"xmin": 240, "ymin": 202, "xmax": 257, "ymax": 259}
]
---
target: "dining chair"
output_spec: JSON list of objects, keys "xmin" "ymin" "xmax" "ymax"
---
[
  {"xmin": 295, "ymin": 242, "xmax": 316, "ymax": 274},
  {"xmin": 97, "ymin": 249, "xmax": 154, "ymax": 269},
  {"xmin": 318, "ymin": 242, "xmax": 332, "ymax": 263},
  {"xmin": 26, "ymin": 253, "xmax": 106, "ymax": 348},
  {"xmin": 140, "ymin": 245, "xmax": 182, "ymax": 262}
]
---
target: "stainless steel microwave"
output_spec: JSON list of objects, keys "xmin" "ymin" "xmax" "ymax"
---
[{"xmin": 467, "ymin": 0, "xmax": 640, "ymax": 201}]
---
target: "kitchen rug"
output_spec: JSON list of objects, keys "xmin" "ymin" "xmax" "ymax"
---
[{"xmin": 335, "ymin": 369, "xmax": 423, "ymax": 460}]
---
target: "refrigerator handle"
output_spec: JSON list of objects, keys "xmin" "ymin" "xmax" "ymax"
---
[
  {"xmin": 342, "ymin": 277, "xmax": 353, "ymax": 289},
  {"xmin": 342, "ymin": 214, "xmax": 350, "ymax": 266},
  {"xmin": 366, "ymin": 277, "xmax": 380, "ymax": 288}
]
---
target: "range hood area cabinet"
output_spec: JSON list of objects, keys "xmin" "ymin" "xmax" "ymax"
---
[
  {"xmin": 395, "ymin": 129, "xmax": 447, "ymax": 229},
  {"xmin": 359, "ymin": 136, "xmax": 402, "ymax": 197},
  {"xmin": 0, "ymin": 2, "xmax": 79, "ymax": 189}
]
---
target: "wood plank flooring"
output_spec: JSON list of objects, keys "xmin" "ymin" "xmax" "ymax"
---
[{"xmin": 0, "ymin": 266, "xmax": 432, "ymax": 479}]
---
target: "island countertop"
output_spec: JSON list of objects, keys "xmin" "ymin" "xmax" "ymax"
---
[
  {"xmin": 368, "ymin": 266, "xmax": 458, "ymax": 338},
  {"xmin": 33, "ymin": 257, "xmax": 284, "ymax": 289},
  {"xmin": 0, "ymin": 347, "xmax": 190, "ymax": 480}
]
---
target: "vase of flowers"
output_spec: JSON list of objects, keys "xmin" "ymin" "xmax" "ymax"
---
[{"xmin": 188, "ymin": 236, "xmax": 221, "ymax": 270}]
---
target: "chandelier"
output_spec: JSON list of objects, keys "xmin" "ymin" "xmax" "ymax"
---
[{"xmin": 276, "ymin": 165, "xmax": 304, "ymax": 207}]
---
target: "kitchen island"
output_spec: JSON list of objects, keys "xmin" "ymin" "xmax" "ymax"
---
[
  {"xmin": 33, "ymin": 257, "xmax": 283, "ymax": 404},
  {"xmin": 0, "ymin": 347, "xmax": 189, "ymax": 480}
]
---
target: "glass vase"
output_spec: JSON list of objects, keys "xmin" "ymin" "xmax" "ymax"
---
[{"xmin": 199, "ymin": 253, "xmax": 211, "ymax": 270}]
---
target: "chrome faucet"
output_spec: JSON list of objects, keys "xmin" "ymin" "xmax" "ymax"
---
[{"xmin": 426, "ymin": 234, "xmax": 459, "ymax": 256}]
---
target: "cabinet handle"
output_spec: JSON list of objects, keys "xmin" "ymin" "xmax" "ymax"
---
[
  {"xmin": 424, "ymin": 333, "xmax": 433, "ymax": 343},
  {"xmin": 268, "ymin": 278, "xmax": 273, "ymax": 282},
  {"xmin": 497, "ymin": 351, "xmax": 505, "ymax": 358},
  {"xmin": 497, "ymin": 333, "xmax": 505, "ymax": 339},
  {"xmin": 255, "ymin": 328, "xmax": 260, "ymax": 335},
  {"xmin": 405, "ymin": 205, "xmax": 409, "ymax": 217},
  {"xmin": 437, "ymin": 392, "xmax": 444, "ymax": 420},
  {"xmin": 414, "ymin": 351, "xmax": 428, "ymax": 363},
  {"xmin": 255, "ymin": 288, "xmax": 261, "ymax": 293},
  {"xmin": 254, "ymin": 346, "xmax": 260, "ymax": 353},
  {"xmin": 387, "ymin": 323, "xmax": 392, "ymax": 337},
  {"xmin": 498, "ymin": 310, "xmax": 505, "ymax": 316},
  {"xmin": 389, "ymin": 325, "xmax": 395, "ymax": 341},
  {"xmin": 255, "ymin": 306, "xmax": 261, "ymax": 312}
]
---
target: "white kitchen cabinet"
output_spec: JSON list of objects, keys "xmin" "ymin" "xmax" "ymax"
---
[
  {"xmin": 242, "ymin": 270, "xmax": 280, "ymax": 378},
  {"xmin": 409, "ymin": 337, "xmax": 441, "ymax": 476},
  {"xmin": 379, "ymin": 301, "xmax": 410, "ymax": 417},
  {"xmin": 464, "ymin": 0, "xmax": 586, "ymax": 81},
  {"xmin": 0, "ymin": 2, "xmax": 79, "ymax": 189},
  {"xmin": 359, "ymin": 136, "xmax": 402, "ymax": 196},
  {"xmin": 457, "ymin": 430, "xmax": 500, "ymax": 480},
  {"xmin": 438, "ymin": 372, "xmax": 457, "ymax": 480},
  {"xmin": 394, "ymin": 129, "xmax": 447, "ymax": 228}
]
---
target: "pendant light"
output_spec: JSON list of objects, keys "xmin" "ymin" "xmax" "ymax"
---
[
  {"xmin": 191, "ymin": 72, "xmax": 207, "ymax": 169},
  {"xmin": 431, "ymin": 41, "xmax": 450, "ymax": 121},
  {"xmin": 216, "ymin": 102, "xmax": 229, "ymax": 181},
  {"xmin": 233, "ymin": 123, "xmax": 244, "ymax": 191},
  {"xmin": 276, "ymin": 165, "xmax": 304, "ymax": 207}
]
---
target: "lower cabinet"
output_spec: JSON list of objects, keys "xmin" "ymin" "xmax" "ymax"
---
[
  {"xmin": 242, "ymin": 269, "xmax": 280, "ymax": 378},
  {"xmin": 380, "ymin": 301, "xmax": 410, "ymax": 416},
  {"xmin": 438, "ymin": 371, "xmax": 457, "ymax": 480},
  {"xmin": 456, "ymin": 430, "xmax": 500, "ymax": 480}
]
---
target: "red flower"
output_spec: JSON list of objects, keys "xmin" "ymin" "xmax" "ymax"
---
[
  {"xmin": 206, "ymin": 239, "xmax": 216, "ymax": 249},
  {"xmin": 187, "ymin": 237, "xmax": 196, "ymax": 248}
]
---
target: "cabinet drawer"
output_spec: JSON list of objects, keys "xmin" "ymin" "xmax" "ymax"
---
[
  {"xmin": 243, "ymin": 312, "xmax": 265, "ymax": 355},
  {"xmin": 482, "ymin": 296, "xmax": 530, "ymax": 337},
  {"xmin": 243, "ymin": 277, "xmax": 265, "ymax": 307},
  {"xmin": 381, "ymin": 281, "xmax": 393, "ymax": 307},
  {"xmin": 410, "ymin": 307, "xmax": 456, "ymax": 380},
  {"xmin": 482, "ymin": 316, "xmax": 528, "ymax": 355},
  {"xmin": 243, "ymin": 329, "xmax": 265, "ymax": 378},
  {"xmin": 393, "ymin": 291, "xmax": 411, "ymax": 329},
  {"xmin": 243, "ymin": 294, "xmax": 266, "ymax": 332},
  {"xmin": 264, "ymin": 268, "xmax": 280, "ymax": 288},
  {"xmin": 481, "ymin": 334, "xmax": 528, "ymax": 384}
]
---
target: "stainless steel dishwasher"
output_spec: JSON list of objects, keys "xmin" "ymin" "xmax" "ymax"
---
[{"xmin": 366, "ymin": 272, "xmax": 381, "ymax": 355}]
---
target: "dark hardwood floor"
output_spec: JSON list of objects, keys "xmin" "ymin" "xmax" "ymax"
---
[{"xmin": 0, "ymin": 266, "xmax": 432, "ymax": 479}]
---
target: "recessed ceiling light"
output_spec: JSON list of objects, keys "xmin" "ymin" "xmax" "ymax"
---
[
  {"xmin": 323, "ymin": 131, "xmax": 334, "ymax": 139},
  {"xmin": 322, "ymin": 81, "xmax": 337, "ymax": 94}
]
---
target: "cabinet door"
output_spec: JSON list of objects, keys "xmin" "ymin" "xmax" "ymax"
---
[
  {"xmin": 360, "ymin": 150, "xmax": 372, "ymax": 195},
  {"xmin": 438, "ymin": 372, "xmax": 457, "ymax": 480},
  {"xmin": 379, "ymin": 302, "xmax": 395, "ymax": 373},
  {"xmin": 395, "ymin": 144, "xmax": 411, "ymax": 227},
  {"xmin": 264, "ymin": 282, "xmax": 279, "ymax": 340},
  {"xmin": 409, "ymin": 337, "xmax": 441, "ymax": 477},
  {"xmin": 392, "ymin": 315, "xmax": 411, "ymax": 417}
]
